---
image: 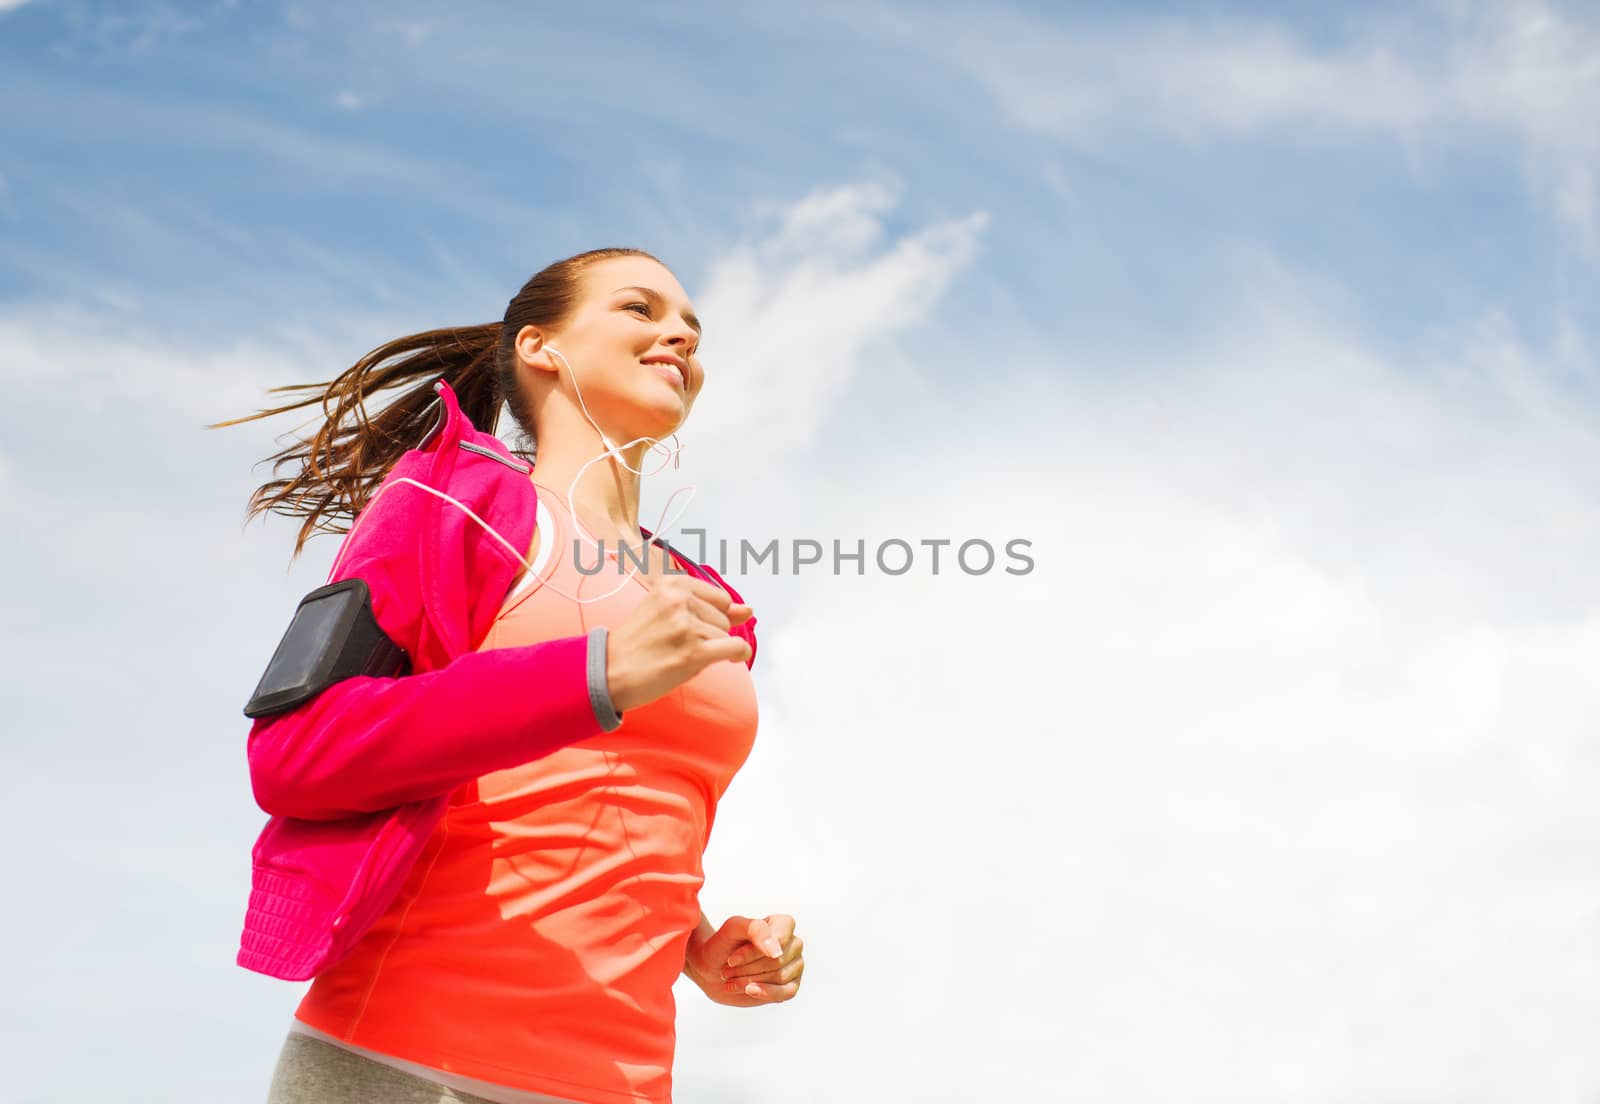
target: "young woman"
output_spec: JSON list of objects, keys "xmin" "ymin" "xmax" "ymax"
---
[{"xmin": 224, "ymin": 248, "xmax": 804, "ymax": 1104}]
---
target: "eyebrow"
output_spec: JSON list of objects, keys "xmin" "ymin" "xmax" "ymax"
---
[{"xmin": 613, "ymin": 286, "xmax": 702, "ymax": 336}]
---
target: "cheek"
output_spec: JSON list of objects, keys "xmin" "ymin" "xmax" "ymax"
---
[{"xmin": 593, "ymin": 313, "xmax": 645, "ymax": 351}]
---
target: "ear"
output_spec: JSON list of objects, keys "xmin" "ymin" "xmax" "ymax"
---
[{"xmin": 513, "ymin": 324, "xmax": 558, "ymax": 377}]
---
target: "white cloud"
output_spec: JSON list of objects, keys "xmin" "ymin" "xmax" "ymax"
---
[
  {"xmin": 0, "ymin": 0, "xmax": 32, "ymax": 12},
  {"xmin": 674, "ymin": 179, "xmax": 988, "ymax": 469},
  {"xmin": 4, "ymin": 186, "xmax": 1598, "ymax": 1099},
  {"xmin": 677, "ymin": 252, "xmax": 1600, "ymax": 1098},
  {"xmin": 868, "ymin": 0, "xmax": 1600, "ymax": 249},
  {"xmin": 0, "ymin": 304, "xmax": 369, "ymax": 424}
]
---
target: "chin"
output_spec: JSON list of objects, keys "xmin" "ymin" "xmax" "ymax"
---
[
  {"xmin": 629, "ymin": 394, "xmax": 690, "ymax": 438},
  {"xmin": 617, "ymin": 412, "xmax": 686, "ymax": 446}
]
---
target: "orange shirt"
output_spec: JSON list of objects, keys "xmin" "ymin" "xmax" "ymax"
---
[{"xmin": 295, "ymin": 480, "xmax": 760, "ymax": 1104}]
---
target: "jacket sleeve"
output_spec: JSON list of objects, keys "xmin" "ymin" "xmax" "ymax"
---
[{"xmin": 246, "ymin": 632, "xmax": 601, "ymax": 821}]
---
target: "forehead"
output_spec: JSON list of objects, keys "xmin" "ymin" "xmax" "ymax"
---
[{"xmin": 581, "ymin": 255, "xmax": 690, "ymax": 304}]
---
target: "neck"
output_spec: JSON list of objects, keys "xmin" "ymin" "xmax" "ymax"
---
[{"xmin": 528, "ymin": 403, "xmax": 659, "ymax": 543}]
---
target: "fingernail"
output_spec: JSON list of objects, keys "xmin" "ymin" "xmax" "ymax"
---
[
  {"xmin": 763, "ymin": 939, "xmax": 782, "ymax": 958},
  {"xmin": 745, "ymin": 982, "xmax": 763, "ymax": 998}
]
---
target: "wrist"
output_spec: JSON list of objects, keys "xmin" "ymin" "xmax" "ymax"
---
[
  {"xmin": 683, "ymin": 955, "xmax": 715, "ymax": 991},
  {"xmin": 682, "ymin": 914, "xmax": 718, "ymax": 989}
]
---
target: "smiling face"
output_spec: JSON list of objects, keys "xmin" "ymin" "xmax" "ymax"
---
[{"xmin": 514, "ymin": 254, "xmax": 706, "ymax": 446}]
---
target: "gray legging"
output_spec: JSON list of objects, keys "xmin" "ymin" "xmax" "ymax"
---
[{"xmin": 265, "ymin": 1032, "xmax": 509, "ymax": 1104}]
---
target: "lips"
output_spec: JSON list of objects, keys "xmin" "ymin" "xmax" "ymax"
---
[{"xmin": 642, "ymin": 355, "xmax": 688, "ymax": 389}]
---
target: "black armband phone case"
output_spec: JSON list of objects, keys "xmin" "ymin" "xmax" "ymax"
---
[{"xmin": 243, "ymin": 578, "xmax": 410, "ymax": 719}]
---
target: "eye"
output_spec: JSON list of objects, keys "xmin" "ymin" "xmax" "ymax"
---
[{"xmin": 623, "ymin": 301, "xmax": 652, "ymax": 317}]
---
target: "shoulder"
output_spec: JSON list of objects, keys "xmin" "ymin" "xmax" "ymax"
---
[
  {"xmin": 443, "ymin": 431, "xmax": 538, "ymax": 563},
  {"xmin": 330, "ymin": 432, "xmax": 537, "ymax": 662},
  {"xmin": 337, "ymin": 434, "xmax": 532, "ymax": 568}
]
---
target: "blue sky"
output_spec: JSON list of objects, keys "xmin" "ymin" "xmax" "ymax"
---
[
  {"xmin": 6, "ymin": 0, "xmax": 1594, "ymax": 346},
  {"xmin": 4, "ymin": 2, "xmax": 1600, "ymax": 1102}
]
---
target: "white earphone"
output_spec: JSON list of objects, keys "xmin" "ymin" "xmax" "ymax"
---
[{"xmin": 537, "ymin": 343, "xmax": 697, "ymax": 603}]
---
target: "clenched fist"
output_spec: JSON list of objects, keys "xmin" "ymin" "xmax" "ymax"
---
[
  {"xmin": 605, "ymin": 574, "xmax": 752, "ymax": 713},
  {"xmin": 685, "ymin": 914, "xmax": 805, "ymax": 1007}
]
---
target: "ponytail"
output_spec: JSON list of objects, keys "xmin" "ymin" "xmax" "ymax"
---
[
  {"xmin": 211, "ymin": 323, "xmax": 501, "ymax": 557},
  {"xmin": 217, "ymin": 246, "xmax": 658, "ymax": 559}
]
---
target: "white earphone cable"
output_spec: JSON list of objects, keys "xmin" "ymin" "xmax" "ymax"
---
[{"xmin": 327, "ymin": 348, "xmax": 698, "ymax": 608}]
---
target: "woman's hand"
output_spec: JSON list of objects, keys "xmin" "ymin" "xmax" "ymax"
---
[
  {"xmin": 606, "ymin": 576, "xmax": 753, "ymax": 713},
  {"xmin": 685, "ymin": 914, "xmax": 804, "ymax": 1007}
]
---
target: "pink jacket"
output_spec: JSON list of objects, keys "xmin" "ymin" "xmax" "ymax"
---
[{"xmin": 237, "ymin": 380, "xmax": 756, "ymax": 981}]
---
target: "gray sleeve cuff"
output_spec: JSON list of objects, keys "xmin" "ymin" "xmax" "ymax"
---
[{"xmin": 586, "ymin": 626, "xmax": 624, "ymax": 732}]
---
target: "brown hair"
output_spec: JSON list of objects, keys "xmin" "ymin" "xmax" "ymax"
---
[{"xmin": 213, "ymin": 247, "xmax": 658, "ymax": 556}]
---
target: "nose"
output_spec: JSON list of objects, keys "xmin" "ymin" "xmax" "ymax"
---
[{"xmin": 659, "ymin": 320, "xmax": 699, "ymax": 353}]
